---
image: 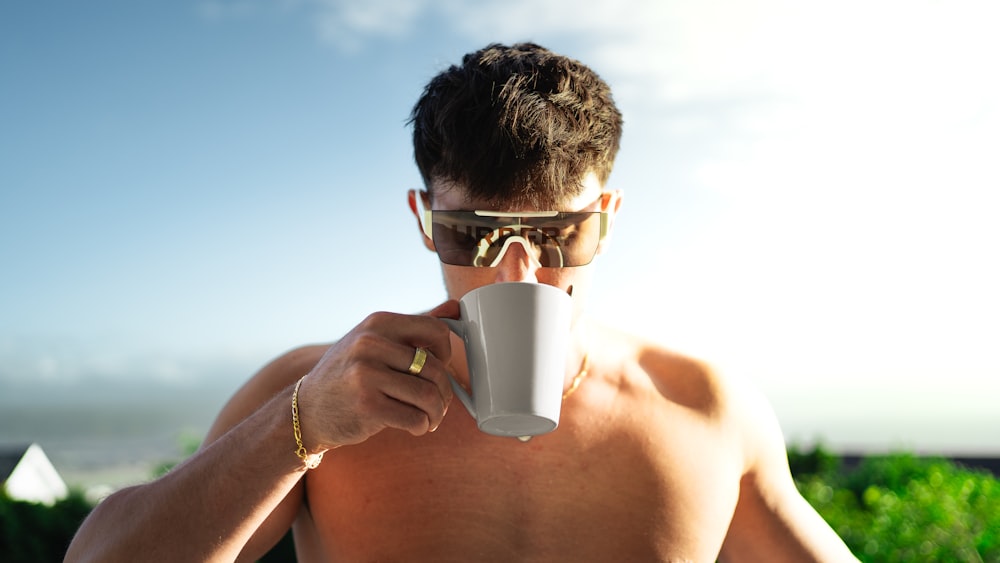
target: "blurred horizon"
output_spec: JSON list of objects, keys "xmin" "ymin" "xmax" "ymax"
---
[{"xmin": 2, "ymin": 0, "xmax": 998, "ymax": 487}]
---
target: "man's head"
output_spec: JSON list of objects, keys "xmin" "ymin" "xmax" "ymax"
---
[
  {"xmin": 409, "ymin": 42, "xmax": 623, "ymax": 208},
  {"xmin": 408, "ymin": 43, "xmax": 625, "ymax": 314}
]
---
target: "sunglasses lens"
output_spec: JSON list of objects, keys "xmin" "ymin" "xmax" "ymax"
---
[
  {"xmin": 430, "ymin": 217, "xmax": 479, "ymax": 266},
  {"xmin": 429, "ymin": 212, "xmax": 602, "ymax": 267}
]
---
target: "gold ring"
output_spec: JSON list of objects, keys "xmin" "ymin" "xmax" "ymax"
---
[{"xmin": 407, "ymin": 347, "xmax": 428, "ymax": 376}]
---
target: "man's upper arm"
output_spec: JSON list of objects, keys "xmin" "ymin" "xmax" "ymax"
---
[{"xmin": 719, "ymin": 386, "xmax": 858, "ymax": 563}]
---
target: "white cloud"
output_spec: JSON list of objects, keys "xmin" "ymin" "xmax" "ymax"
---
[
  {"xmin": 311, "ymin": 0, "xmax": 429, "ymax": 51},
  {"xmin": 219, "ymin": 0, "xmax": 997, "ymax": 122},
  {"xmin": 285, "ymin": 0, "xmax": 1000, "ymax": 198}
]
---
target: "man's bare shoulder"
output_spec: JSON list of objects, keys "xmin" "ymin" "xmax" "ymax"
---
[
  {"xmin": 234, "ymin": 344, "xmax": 329, "ymax": 397},
  {"xmin": 204, "ymin": 343, "xmax": 330, "ymax": 443},
  {"xmin": 594, "ymin": 323, "xmax": 736, "ymax": 415},
  {"xmin": 595, "ymin": 323, "xmax": 782, "ymax": 470}
]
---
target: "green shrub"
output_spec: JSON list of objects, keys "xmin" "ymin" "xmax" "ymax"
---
[
  {"xmin": 0, "ymin": 490, "xmax": 92, "ymax": 563},
  {"xmin": 791, "ymin": 445, "xmax": 1000, "ymax": 562}
]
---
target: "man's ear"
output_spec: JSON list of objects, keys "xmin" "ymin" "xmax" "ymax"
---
[
  {"xmin": 597, "ymin": 189, "xmax": 624, "ymax": 254},
  {"xmin": 407, "ymin": 189, "xmax": 436, "ymax": 252},
  {"xmin": 607, "ymin": 189, "xmax": 624, "ymax": 215}
]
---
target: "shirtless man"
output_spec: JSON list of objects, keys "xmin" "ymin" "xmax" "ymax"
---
[{"xmin": 67, "ymin": 42, "xmax": 857, "ymax": 562}]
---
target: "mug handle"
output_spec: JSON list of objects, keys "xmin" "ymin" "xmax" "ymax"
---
[{"xmin": 440, "ymin": 318, "xmax": 477, "ymax": 420}]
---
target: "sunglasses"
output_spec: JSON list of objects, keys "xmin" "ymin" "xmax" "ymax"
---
[{"xmin": 423, "ymin": 203, "xmax": 609, "ymax": 268}]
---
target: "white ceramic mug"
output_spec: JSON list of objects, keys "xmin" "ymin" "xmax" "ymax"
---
[{"xmin": 442, "ymin": 282, "xmax": 573, "ymax": 437}]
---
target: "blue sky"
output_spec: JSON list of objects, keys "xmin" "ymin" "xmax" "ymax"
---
[{"xmin": 2, "ymin": 0, "xmax": 998, "ymax": 453}]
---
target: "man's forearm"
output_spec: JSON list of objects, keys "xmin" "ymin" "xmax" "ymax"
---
[{"xmin": 65, "ymin": 387, "xmax": 304, "ymax": 563}]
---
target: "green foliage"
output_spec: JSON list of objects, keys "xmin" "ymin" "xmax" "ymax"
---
[
  {"xmin": 0, "ymin": 489, "xmax": 92, "ymax": 563},
  {"xmin": 790, "ymin": 445, "xmax": 1000, "ymax": 562}
]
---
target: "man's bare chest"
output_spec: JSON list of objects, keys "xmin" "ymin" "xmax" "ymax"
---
[{"xmin": 301, "ymin": 405, "xmax": 741, "ymax": 561}]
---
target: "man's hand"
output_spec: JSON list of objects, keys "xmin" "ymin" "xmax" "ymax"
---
[{"xmin": 295, "ymin": 300, "xmax": 460, "ymax": 451}]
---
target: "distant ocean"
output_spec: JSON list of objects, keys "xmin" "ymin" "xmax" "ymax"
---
[{"xmin": 0, "ymin": 378, "xmax": 237, "ymax": 492}]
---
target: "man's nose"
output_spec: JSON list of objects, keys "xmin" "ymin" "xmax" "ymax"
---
[{"xmin": 491, "ymin": 238, "xmax": 540, "ymax": 283}]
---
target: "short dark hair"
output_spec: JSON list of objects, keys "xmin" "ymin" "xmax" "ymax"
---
[{"xmin": 410, "ymin": 42, "xmax": 623, "ymax": 207}]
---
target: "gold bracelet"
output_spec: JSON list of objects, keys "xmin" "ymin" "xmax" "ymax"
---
[{"xmin": 292, "ymin": 375, "xmax": 323, "ymax": 469}]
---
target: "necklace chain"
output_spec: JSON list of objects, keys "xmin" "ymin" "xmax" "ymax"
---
[{"xmin": 562, "ymin": 352, "xmax": 590, "ymax": 400}]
